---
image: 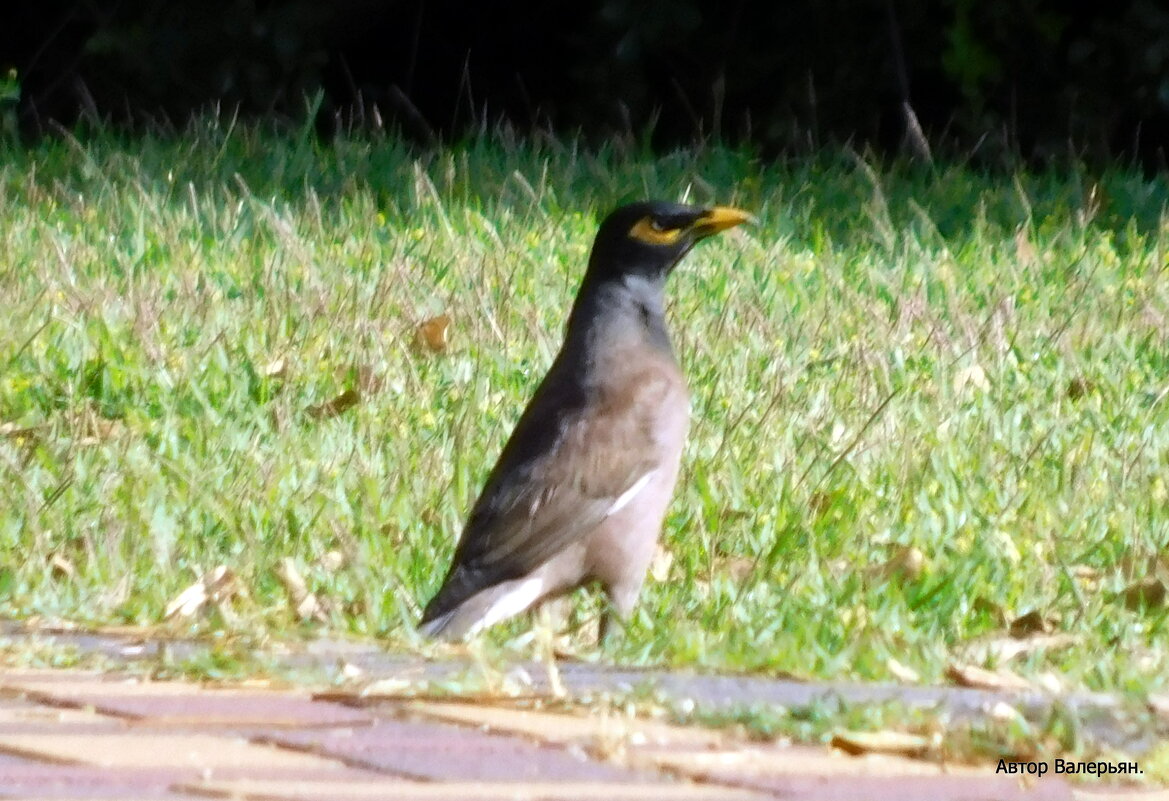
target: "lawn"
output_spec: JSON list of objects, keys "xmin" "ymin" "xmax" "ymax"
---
[{"xmin": 2, "ymin": 120, "xmax": 1168, "ymax": 704}]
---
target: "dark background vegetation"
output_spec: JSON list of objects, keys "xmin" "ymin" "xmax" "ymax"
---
[{"xmin": 3, "ymin": 0, "xmax": 1169, "ymax": 166}]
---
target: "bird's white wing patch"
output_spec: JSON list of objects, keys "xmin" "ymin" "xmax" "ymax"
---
[
  {"xmin": 462, "ymin": 470, "xmax": 655, "ymax": 637},
  {"xmin": 606, "ymin": 469, "xmax": 656, "ymax": 518},
  {"xmin": 468, "ymin": 575, "xmax": 546, "ymax": 637}
]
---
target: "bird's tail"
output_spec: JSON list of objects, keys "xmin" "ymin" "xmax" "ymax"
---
[{"xmin": 416, "ymin": 609, "xmax": 460, "ymax": 641}]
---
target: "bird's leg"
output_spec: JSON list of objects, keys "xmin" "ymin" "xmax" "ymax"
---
[
  {"xmin": 598, "ymin": 607, "xmax": 613, "ymax": 646},
  {"xmin": 598, "ymin": 609, "xmax": 631, "ymax": 648},
  {"xmin": 467, "ymin": 636, "xmax": 503, "ymax": 694},
  {"xmin": 535, "ymin": 604, "xmax": 566, "ymax": 698},
  {"xmin": 598, "ymin": 591, "xmax": 631, "ymax": 647}
]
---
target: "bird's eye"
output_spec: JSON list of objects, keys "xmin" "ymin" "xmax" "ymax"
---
[{"xmin": 629, "ymin": 216, "xmax": 683, "ymax": 245}]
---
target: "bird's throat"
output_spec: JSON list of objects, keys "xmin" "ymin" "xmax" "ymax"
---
[{"xmin": 563, "ymin": 274, "xmax": 674, "ymax": 362}]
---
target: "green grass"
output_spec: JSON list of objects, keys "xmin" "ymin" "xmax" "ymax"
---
[{"xmin": 2, "ymin": 120, "xmax": 1169, "ymax": 710}]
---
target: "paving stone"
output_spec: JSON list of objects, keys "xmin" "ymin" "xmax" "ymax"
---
[
  {"xmin": 400, "ymin": 700, "xmax": 724, "ymax": 751},
  {"xmin": 0, "ymin": 696, "xmax": 126, "ymax": 736},
  {"xmin": 637, "ymin": 743, "xmax": 993, "ymax": 778},
  {"xmin": 0, "ymin": 764, "xmax": 207, "ymax": 799},
  {"xmin": 0, "ymin": 669, "xmax": 106, "ymax": 684},
  {"xmin": 0, "ymin": 665, "xmax": 1157, "ymax": 801},
  {"xmin": 264, "ymin": 718, "xmax": 656, "ymax": 783},
  {"xmin": 0, "ymin": 748, "xmax": 41, "ymax": 768},
  {"xmin": 706, "ymin": 773, "xmax": 1075, "ymax": 801},
  {"xmin": 2, "ymin": 673, "xmax": 372, "ymax": 728},
  {"xmin": 0, "ymin": 760, "xmax": 391, "ymax": 800},
  {"xmin": 0, "ymin": 796, "xmax": 196, "ymax": 800},
  {"xmin": 0, "ymin": 697, "xmax": 104, "ymax": 724},
  {"xmin": 0, "ymin": 732, "xmax": 360, "ymax": 774},
  {"xmin": 0, "ymin": 628, "xmax": 1153, "ymax": 760},
  {"xmin": 187, "ymin": 778, "xmax": 768, "ymax": 800},
  {"xmin": 633, "ymin": 745, "xmax": 1084, "ymax": 800},
  {"xmin": 637, "ymin": 745, "xmax": 1082, "ymax": 800}
]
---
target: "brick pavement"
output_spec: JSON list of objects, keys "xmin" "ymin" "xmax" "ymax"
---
[{"xmin": 0, "ymin": 668, "xmax": 1159, "ymax": 801}]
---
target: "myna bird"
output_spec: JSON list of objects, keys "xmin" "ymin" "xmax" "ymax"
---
[{"xmin": 419, "ymin": 200, "xmax": 752, "ymax": 641}]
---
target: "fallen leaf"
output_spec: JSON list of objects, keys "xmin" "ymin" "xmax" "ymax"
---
[
  {"xmin": 344, "ymin": 598, "xmax": 367, "ymax": 617},
  {"xmin": 886, "ymin": 657, "xmax": 920, "ymax": 683},
  {"xmin": 972, "ymin": 595, "xmax": 1008, "ymax": 626},
  {"xmin": 307, "ymin": 388, "xmax": 361, "ymax": 420},
  {"xmin": 988, "ymin": 700, "xmax": 1023, "ymax": 721},
  {"xmin": 0, "ymin": 422, "xmax": 41, "ymax": 439},
  {"xmin": 318, "ymin": 550, "xmax": 346, "ymax": 572},
  {"xmin": 831, "ymin": 730, "xmax": 932, "ymax": 757},
  {"xmin": 262, "ymin": 356, "xmax": 288, "ymax": 379},
  {"xmin": 235, "ymin": 678, "xmax": 275, "ymax": 689},
  {"xmin": 23, "ymin": 616, "xmax": 80, "ymax": 633},
  {"xmin": 48, "ymin": 553, "xmax": 76, "ymax": 580},
  {"xmin": 827, "ymin": 558, "xmax": 850, "ymax": 578},
  {"xmin": 1149, "ymin": 694, "xmax": 1169, "ymax": 720},
  {"xmin": 1117, "ymin": 551, "xmax": 1167, "ymax": 577},
  {"xmin": 945, "ymin": 663, "xmax": 1033, "ymax": 692},
  {"xmin": 1009, "ymin": 609, "xmax": 1057, "ymax": 638},
  {"xmin": 360, "ymin": 677, "xmax": 417, "ymax": 696},
  {"xmin": 1066, "ymin": 376, "xmax": 1095, "ymax": 400},
  {"xmin": 953, "ymin": 363, "xmax": 990, "ymax": 395},
  {"xmin": 1035, "ymin": 672, "xmax": 1064, "ymax": 694},
  {"xmin": 715, "ymin": 555, "xmax": 755, "ymax": 582},
  {"xmin": 415, "ymin": 313, "xmax": 451, "ymax": 352},
  {"xmin": 1120, "ymin": 577, "xmax": 1168, "ymax": 610},
  {"xmin": 71, "ymin": 407, "xmax": 124, "ymax": 445},
  {"xmin": 1071, "ymin": 565, "xmax": 1101, "ymax": 591},
  {"xmin": 274, "ymin": 557, "xmax": 328, "ymax": 622},
  {"xmin": 958, "ymin": 633, "xmax": 1077, "ymax": 666},
  {"xmin": 649, "ymin": 546, "xmax": 673, "ymax": 582},
  {"xmin": 165, "ymin": 580, "xmax": 209, "ymax": 620},
  {"xmin": 880, "ymin": 545, "xmax": 925, "ymax": 582},
  {"xmin": 100, "ymin": 574, "xmax": 132, "ymax": 609},
  {"xmin": 164, "ymin": 566, "xmax": 243, "ymax": 621},
  {"xmin": 380, "ymin": 522, "xmax": 410, "ymax": 547}
]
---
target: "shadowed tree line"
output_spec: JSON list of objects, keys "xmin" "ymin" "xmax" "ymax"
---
[{"xmin": 3, "ymin": 0, "xmax": 1169, "ymax": 165}]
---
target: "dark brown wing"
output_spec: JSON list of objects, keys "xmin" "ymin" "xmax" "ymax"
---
[{"xmin": 420, "ymin": 356, "xmax": 678, "ymax": 624}]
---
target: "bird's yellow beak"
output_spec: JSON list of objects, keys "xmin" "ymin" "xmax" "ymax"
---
[{"xmin": 692, "ymin": 206, "xmax": 754, "ymax": 236}]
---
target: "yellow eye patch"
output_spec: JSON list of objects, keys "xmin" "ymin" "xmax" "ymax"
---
[{"xmin": 629, "ymin": 217, "xmax": 684, "ymax": 245}]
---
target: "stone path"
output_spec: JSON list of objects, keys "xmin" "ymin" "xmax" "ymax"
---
[
  {"xmin": 0, "ymin": 667, "xmax": 1159, "ymax": 801},
  {"xmin": 0, "ymin": 621, "xmax": 1144, "ymax": 751}
]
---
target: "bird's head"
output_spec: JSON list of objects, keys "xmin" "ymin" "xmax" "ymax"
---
[{"xmin": 584, "ymin": 200, "xmax": 752, "ymax": 285}]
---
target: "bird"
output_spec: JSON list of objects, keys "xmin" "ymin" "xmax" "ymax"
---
[{"xmin": 418, "ymin": 200, "xmax": 752, "ymax": 641}]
